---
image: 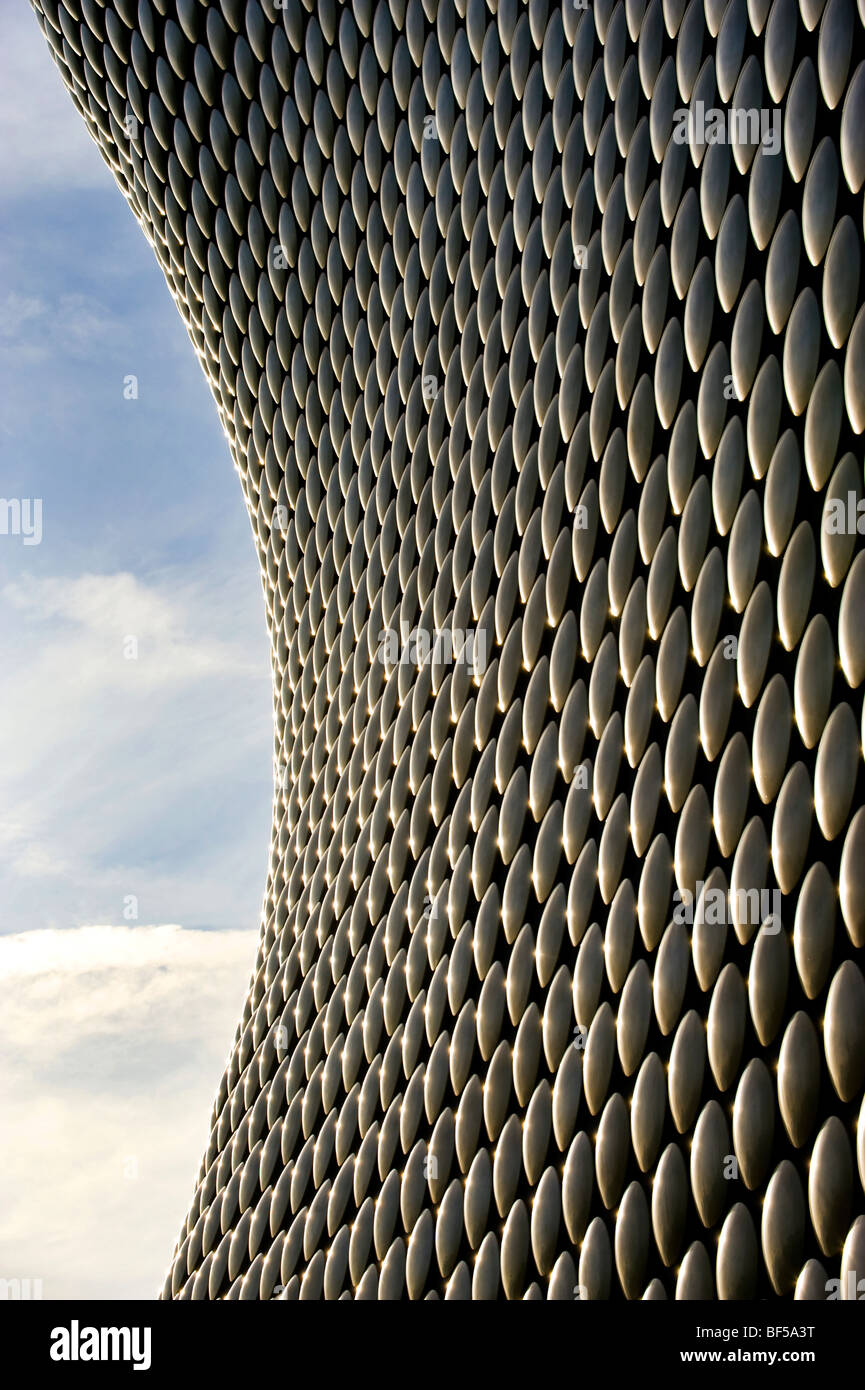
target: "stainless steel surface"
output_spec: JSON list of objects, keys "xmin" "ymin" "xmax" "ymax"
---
[{"xmin": 29, "ymin": 0, "xmax": 865, "ymax": 1300}]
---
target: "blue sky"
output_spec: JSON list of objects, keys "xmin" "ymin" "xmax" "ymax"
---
[{"xmin": 0, "ymin": 6, "xmax": 274, "ymax": 1297}]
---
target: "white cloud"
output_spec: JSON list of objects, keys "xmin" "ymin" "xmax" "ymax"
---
[
  {"xmin": 0, "ymin": 567, "xmax": 274, "ymax": 933},
  {"xmin": 0, "ymin": 291, "xmax": 45, "ymax": 337},
  {"xmin": 0, "ymin": 7, "xmax": 116, "ymax": 198},
  {"xmin": 5, "ymin": 571, "xmax": 180, "ymax": 635},
  {"xmin": 0, "ymin": 289, "xmax": 121, "ymax": 365},
  {"xmin": 0, "ymin": 924, "xmax": 260, "ymax": 1299}
]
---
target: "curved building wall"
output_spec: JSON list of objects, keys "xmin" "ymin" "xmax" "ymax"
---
[{"xmin": 28, "ymin": 0, "xmax": 865, "ymax": 1300}]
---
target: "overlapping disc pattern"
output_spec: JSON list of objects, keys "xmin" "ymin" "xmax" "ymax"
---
[{"xmin": 31, "ymin": 0, "xmax": 865, "ymax": 1299}]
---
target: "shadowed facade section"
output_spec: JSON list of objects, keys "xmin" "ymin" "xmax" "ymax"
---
[{"xmin": 30, "ymin": 0, "xmax": 865, "ymax": 1300}]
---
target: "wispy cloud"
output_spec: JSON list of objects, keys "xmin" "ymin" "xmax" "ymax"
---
[
  {"xmin": 0, "ymin": 289, "xmax": 121, "ymax": 364},
  {"xmin": 0, "ymin": 7, "xmax": 114, "ymax": 198},
  {"xmin": 0, "ymin": 925, "xmax": 259, "ymax": 1299},
  {"xmin": 0, "ymin": 568, "xmax": 274, "ymax": 933}
]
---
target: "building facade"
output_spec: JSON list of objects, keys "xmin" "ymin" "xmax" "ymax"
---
[{"xmin": 31, "ymin": 0, "xmax": 865, "ymax": 1299}]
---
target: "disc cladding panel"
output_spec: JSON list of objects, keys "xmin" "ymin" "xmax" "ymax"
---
[{"xmin": 29, "ymin": 0, "xmax": 865, "ymax": 1300}]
